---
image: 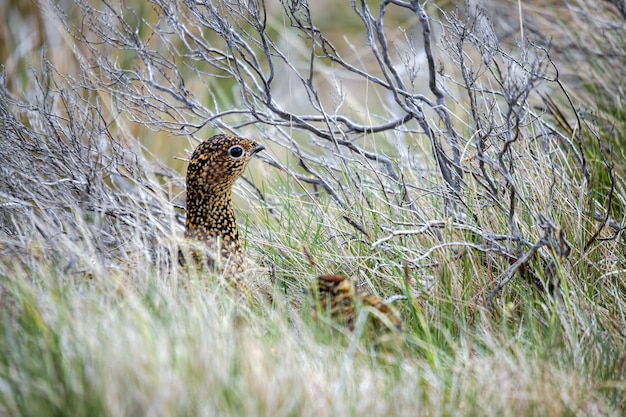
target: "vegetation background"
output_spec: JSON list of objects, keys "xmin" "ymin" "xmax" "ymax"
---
[{"xmin": 0, "ymin": 0, "xmax": 625, "ymax": 416}]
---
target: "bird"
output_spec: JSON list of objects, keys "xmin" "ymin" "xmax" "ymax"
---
[
  {"xmin": 181, "ymin": 134, "xmax": 264, "ymax": 288},
  {"xmin": 310, "ymin": 274, "xmax": 403, "ymax": 334}
]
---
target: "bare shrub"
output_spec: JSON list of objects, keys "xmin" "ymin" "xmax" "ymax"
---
[
  {"xmin": 1, "ymin": 0, "xmax": 622, "ymax": 307},
  {"xmin": 0, "ymin": 60, "xmax": 181, "ymax": 278},
  {"xmin": 0, "ymin": 2, "xmax": 625, "ymax": 415}
]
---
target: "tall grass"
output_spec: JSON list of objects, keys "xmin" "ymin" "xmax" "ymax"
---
[{"xmin": 1, "ymin": 0, "xmax": 625, "ymax": 416}]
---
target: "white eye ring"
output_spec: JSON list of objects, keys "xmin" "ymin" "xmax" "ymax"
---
[{"xmin": 228, "ymin": 145, "xmax": 246, "ymax": 159}]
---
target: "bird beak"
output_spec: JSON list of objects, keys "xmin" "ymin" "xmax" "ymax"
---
[{"xmin": 251, "ymin": 144, "xmax": 265, "ymax": 157}]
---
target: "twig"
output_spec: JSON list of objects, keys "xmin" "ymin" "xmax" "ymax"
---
[{"xmin": 486, "ymin": 236, "xmax": 549, "ymax": 310}]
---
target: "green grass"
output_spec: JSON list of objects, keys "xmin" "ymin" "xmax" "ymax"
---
[
  {"xmin": 1, "ymin": 0, "xmax": 626, "ymax": 416},
  {"xmin": 1, "ymin": 264, "xmax": 622, "ymax": 416},
  {"xmin": 2, "ymin": 163, "xmax": 623, "ymax": 416}
]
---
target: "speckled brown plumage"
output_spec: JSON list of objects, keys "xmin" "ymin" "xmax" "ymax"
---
[
  {"xmin": 310, "ymin": 274, "xmax": 403, "ymax": 333},
  {"xmin": 183, "ymin": 134, "xmax": 264, "ymax": 285}
]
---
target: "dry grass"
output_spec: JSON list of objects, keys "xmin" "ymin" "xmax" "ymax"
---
[{"xmin": 1, "ymin": 1, "xmax": 625, "ymax": 416}]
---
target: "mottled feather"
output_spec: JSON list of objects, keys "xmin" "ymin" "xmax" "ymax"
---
[
  {"xmin": 182, "ymin": 134, "xmax": 264, "ymax": 287},
  {"xmin": 311, "ymin": 274, "xmax": 403, "ymax": 333}
]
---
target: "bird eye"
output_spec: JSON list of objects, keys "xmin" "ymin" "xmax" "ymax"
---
[{"xmin": 228, "ymin": 145, "xmax": 245, "ymax": 159}]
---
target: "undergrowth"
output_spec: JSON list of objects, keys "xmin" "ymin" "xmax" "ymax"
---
[{"xmin": 0, "ymin": 0, "xmax": 625, "ymax": 416}]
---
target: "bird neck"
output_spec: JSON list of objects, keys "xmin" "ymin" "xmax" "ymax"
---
[{"xmin": 184, "ymin": 188, "xmax": 240, "ymax": 250}]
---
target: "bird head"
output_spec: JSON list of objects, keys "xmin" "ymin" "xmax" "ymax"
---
[
  {"xmin": 313, "ymin": 274, "xmax": 356, "ymax": 299},
  {"xmin": 187, "ymin": 134, "xmax": 265, "ymax": 195}
]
